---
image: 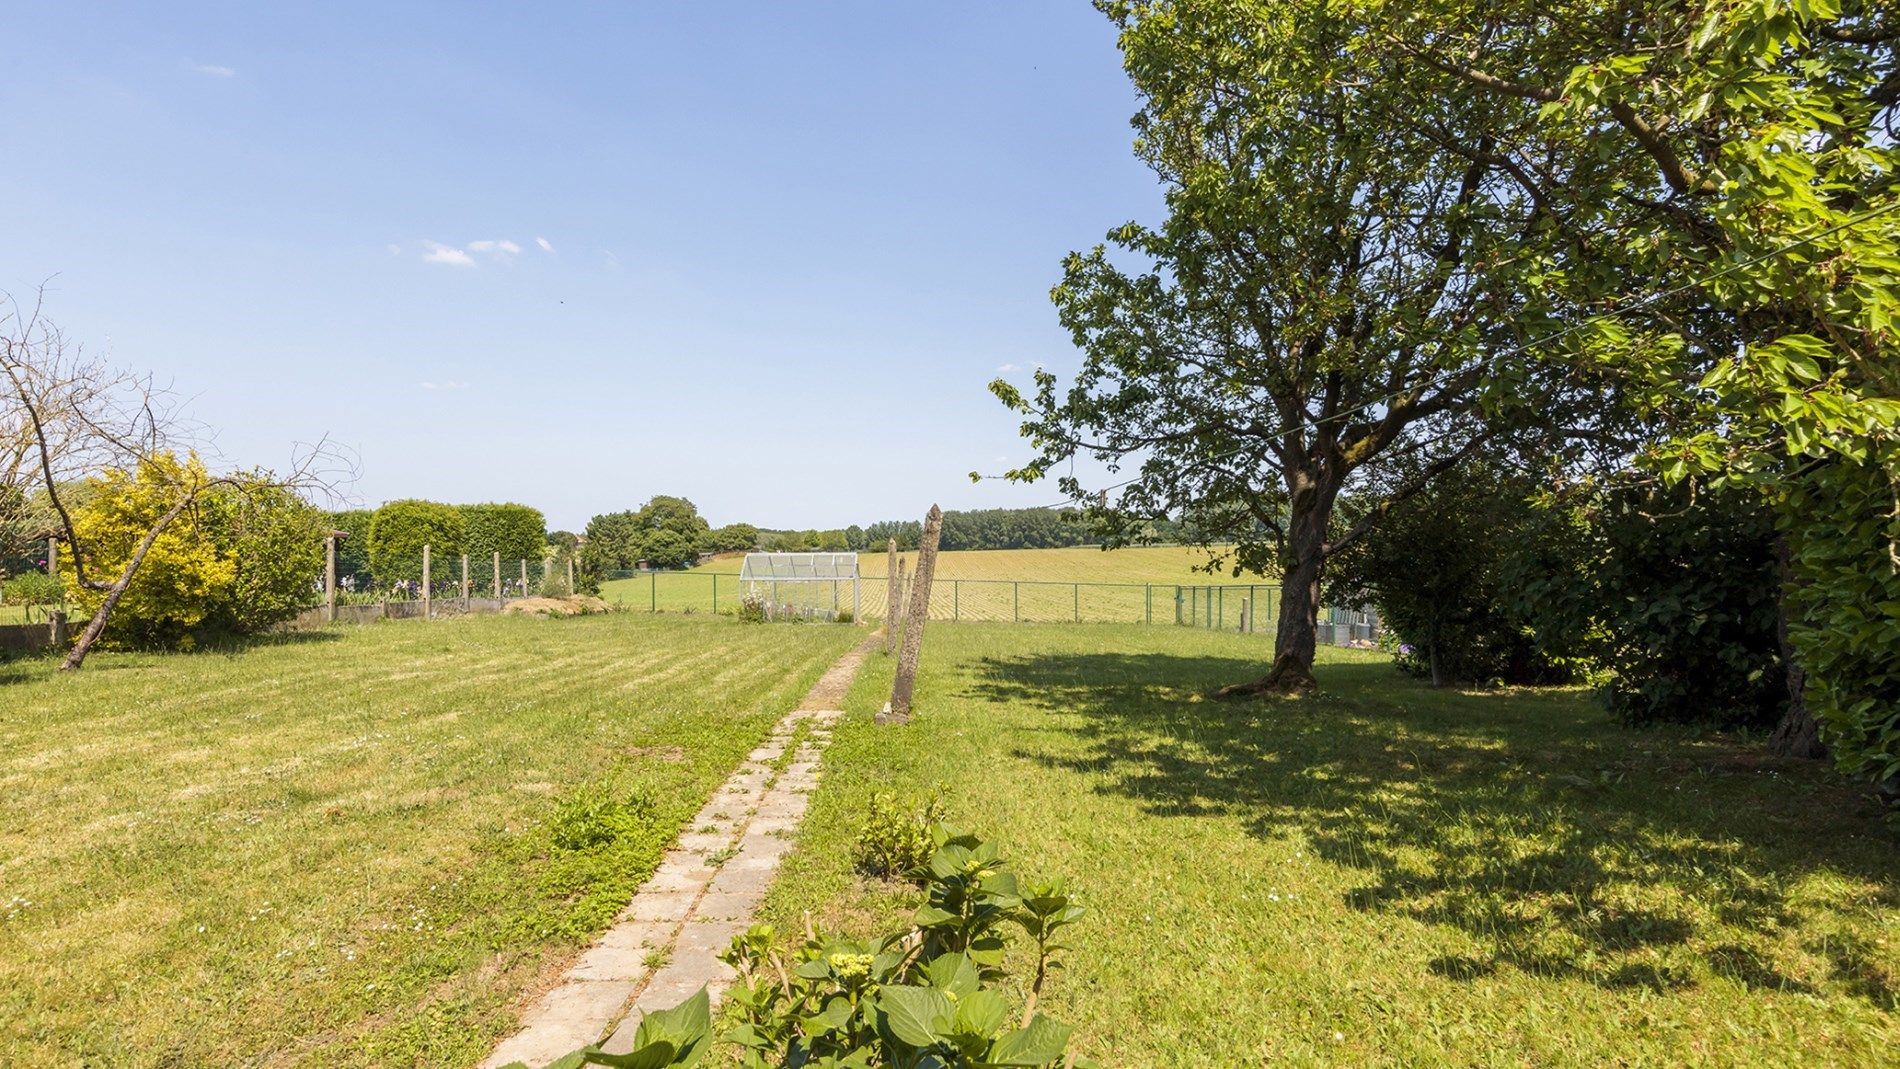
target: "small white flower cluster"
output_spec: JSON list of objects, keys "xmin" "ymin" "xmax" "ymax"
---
[{"xmin": 3, "ymin": 895, "xmax": 33, "ymax": 922}]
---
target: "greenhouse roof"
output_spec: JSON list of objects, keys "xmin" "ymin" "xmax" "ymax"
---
[{"xmin": 738, "ymin": 552, "xmax": 860, "ymax": 581}]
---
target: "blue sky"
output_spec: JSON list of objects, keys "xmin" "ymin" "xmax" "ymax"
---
[{"xmin": 2, "ymin": 3, "xmax": 1160, "ymax": 531}]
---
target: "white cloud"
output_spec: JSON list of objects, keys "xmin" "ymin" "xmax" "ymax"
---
[
  {"xmin": 536, "ymin": 237, "xmax": 554, "ymax": 253},
  {"xmin": 467, "ymin": 239, "xmax": 521, "ymax": 254},
  {"xmin": 421, "ymin": 242, "xmax": 475, "ymax": 267},
  {"xmin": 191, "ymin": 63, "xmax": 237, "ymax": 78},
  {"xmin": 996, "ymin": 363, "xmax": 1019, "ymax": 373},
  {"xmin": 386, "ymin": 243, "xmax": 402, "ymax": 256},
  {"xmin": 419, "ymin": 380, "xmax": 469, "ymax": 391}
]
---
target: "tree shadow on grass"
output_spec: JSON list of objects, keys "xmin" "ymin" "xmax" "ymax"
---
[{"xmin": 967, "ymin": 650, "xmax": 1899, "ymax": 1005}]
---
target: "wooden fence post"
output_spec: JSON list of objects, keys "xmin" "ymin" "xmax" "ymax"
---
[
  {"xmin": 50, "ymin": 609, "xmax": 68, "ymax": 647},
  {"xmin": 884, "ymin": 505, "xmax": 942, "ymax": 724},
  {"xmin": 566, "ymin": 557, "xmax": 575, "ymax": 596},
  {"xmin": 884, "ymin": 539, "xmax": 901, "ymax": 653},
  {"xmin": 492, "ymin": 552, "xmax": 502, "ymax": 602},
  {"xmin": 324, "ymin": 534, "xmax": 337, "ymax": 622},
  {"xmin": 422, "ymin": 544, "xmax": 432, "ymax": 620},
  {"xmin": 461, "ymin": 553, "xmax": 470, "ymax": 609},
  {"xmin": 520, "ymin": 559, "xmax": 528, "ymax": 598}
]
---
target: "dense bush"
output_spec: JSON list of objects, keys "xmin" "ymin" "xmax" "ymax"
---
[
  {"xmin": 462, "ymin": 502, "xmax": 546, "ymax": 562},
  {"xmin": 708, "ymin": 522, "xmax": 760, "ymax": 553},
  {"xmin": 1331, "ymin": 462, "xmax": 1573, "ymax": 686},
  {"xmin": 853, "ymin": 789, "xmax": 946, "ymax": 881},
  {"xmin": 1785, "ymin": 459, "xmax": 1900, "ymax": 802},
  {"xmin": 64, "ymin": 452, "xmax": 323, "ymax": 648},
  {"xmin": 1522, "ymin": 480, "xmax": 1788, "ymax": 729},
  {"xmin": 368, "ymin": 499, "xmax": 464, "ymax": 582}
]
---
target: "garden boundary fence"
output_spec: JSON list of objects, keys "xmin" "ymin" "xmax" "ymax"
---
[{"xmin": 600, "ymin": 570, "xmax": 1380, "ymax": 646}]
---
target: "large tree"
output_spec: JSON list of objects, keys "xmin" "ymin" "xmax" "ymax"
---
[
  {"xmin": 1365, "ymin": 2, "xmax": 1898, "ymax": 770},
  {"xmin": 994, "ymin": 0, "xmax": 1555, "ymax": 690}
]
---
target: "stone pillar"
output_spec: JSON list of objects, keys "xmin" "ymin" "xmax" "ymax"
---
[{"xmin": 885, "ymin": 505, "xmax": 942, "ymax": 724}]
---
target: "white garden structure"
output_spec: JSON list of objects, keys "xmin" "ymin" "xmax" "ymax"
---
[{"xmin": 738, "ymin": 552, "xmax": 861, "ymax": 622}]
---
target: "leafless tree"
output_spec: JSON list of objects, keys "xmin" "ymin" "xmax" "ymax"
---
[{"xmin": 2, "ymin": 289, "xmax": 350, "ymax": 669}]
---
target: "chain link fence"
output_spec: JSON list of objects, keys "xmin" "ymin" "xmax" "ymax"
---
[{"xmin": 599, "ymin": 570, "xmax": 1380, "ymax": 645}]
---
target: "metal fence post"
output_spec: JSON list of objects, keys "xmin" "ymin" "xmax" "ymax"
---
[
  {"xmin": 422, "ymin": 544, "xmax": 432, "ymax": 620},
  {"xmin": 650, "ymin": 569, "xmax": 657, "ymax": 612},
  {"xmin": 1145, "ymin": 583, "xmax": 1152, "ymax": 625},
  {"xmin": 1175, "ymin": 586, "xmax": 1182, "ymax": 625},
  {"xmin": 1073, "ymin": 583, "xmax": 1080, "ymax": 623},
  {"xmin": 1013, "ymin": 581, "xmax": 1019, "ymax": 622},
  {"xmin": 713, "ymin": 572, "xmax": 719, "ymax": 613},
  {"xmin": 954, "ymin": 580, "xmax": 959, "ymax": 621}
]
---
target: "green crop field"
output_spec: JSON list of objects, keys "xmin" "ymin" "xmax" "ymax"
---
[
  {"xmin": 0, "ymin": 612, "xmax": 859, "ymax": 1067},
  {"xmin": 757, "ymin": 623, "xmax": 1900, "ymax": 1066},
  {"xmin": 600, "ymin": 544, "xmax": 1277, "ymax": 622}
]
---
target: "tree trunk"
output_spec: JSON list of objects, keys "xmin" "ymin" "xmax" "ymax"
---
[
  {"xmin": 1220, "ymin": 474, "xmax": 1333, "ymax": 696},
  {"xmin": 1768, "ymin": 534, "xmax": 1825, "ymax": 759},
  {"xmin": 60, "ymin": 490, "xmax": 197, "ymax": 671}
]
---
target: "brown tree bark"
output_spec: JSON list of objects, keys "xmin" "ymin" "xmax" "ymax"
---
[
  {"xmin": 1220, "ymin": 469, "xmax": 1341, "ymax": 696},
  {"xmin": 884, "ymin": 505, "xmax": 942, "ymax": 723},
  {"xmin": 1767, "ymin": 535, "xmax": 1825, "ymax": 759},
  {"xmin": 61, "ymin": 492, "xmax": 195, "ymax": 670}
]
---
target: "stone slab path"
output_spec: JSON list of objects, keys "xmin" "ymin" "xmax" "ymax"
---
[{"xmin": 480, "ymin": 634, "xmax": 876, "ymax": 1068}]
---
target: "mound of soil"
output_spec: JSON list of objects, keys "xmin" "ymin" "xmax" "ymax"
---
[{"xmin": 500, "ymin": 595, "xmax": 612, "ymax": 618}]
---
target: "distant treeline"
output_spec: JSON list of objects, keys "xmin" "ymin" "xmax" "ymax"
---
[{"xmin": 755, "ymin": 507, "xmax": 1191, "ymax": 553}]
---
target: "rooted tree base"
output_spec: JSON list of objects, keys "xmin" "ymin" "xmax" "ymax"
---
[{"xmin": 1216, "ymin": 659, "xmax": 1318, "ymax": 698}]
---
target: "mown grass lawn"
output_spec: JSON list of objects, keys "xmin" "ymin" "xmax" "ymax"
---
[
  {"xmin": 0, "ymin": 612, "xmax": 859, "ymax": 1067},
  {"xmin": 758, "ymin": 623, "xmax": 1899, "ymax": 1066}
]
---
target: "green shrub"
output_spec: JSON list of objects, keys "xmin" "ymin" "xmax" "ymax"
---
[
  {"xmin": 853, "ymin": 789, "xmax": 946, "ymax": 882},
  {"xmin": 721, "ymin": 826, "xmax": 1086, "ymax": 1068},
  {"xmin": 462, "ymin": 502, "xmax": 546, "ymax": 561},
  {"xmin": 63, "ymin": 452, "xmax": 324, "ymax": 648},
  {"xmin": 1786, "ymin": 458, "xmax": 1900, "ymax": 806},
  {"xmin": 549, "ymin": 786, "xmax": 657, "ymax": 852},
  {"xmin": 367, "ymin": 500, "xmax": 464, "ymax": 583},
  {"xmin": 3, "ymin": 570, "xmax": 65, "ymax": 618}
]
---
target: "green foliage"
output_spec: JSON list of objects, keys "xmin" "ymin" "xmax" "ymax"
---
[
  {"xmin": 202, "ymin": 478, "xmax": 327, "ymax": 636},
  {"xmin": 2, "ymin": 569, "xmax": 65, "ymax": 620},
  {"xmin": 503, "ymin": 988, "xmax": 712, "ymax": 1069},
  {"xmin": 1786, "ymin": 459, "xmax": 1900, "ymax": 798},
  {"xmin": 853, "ymin": 789, "xmax": 946, "ymax": 882},
  {"xmin": 722, "ymin": 826, "xmax": 1084, "ymax": 1068},
  {"xmin": 327, "ymin": 509, "xmax": 373, "ymax": 580},
  {"xmin": 1362, "ymin": 3, "xmax": 1897, "ymax": 771},
  {"xmin": 64, "ymin": 452, "xmax": 323, "ymax": 648},
  {"xmin": 708, "ymin": 523, "xmax": 760, "ymax": 553},
  {"xmin": 583, "ymin": 497, "xmax": 710, "ymax": 572},
  {"xmin": 368, "ymin": 500, "xmax": 464, "ymax": 582},
  {"xmin": 549, "ymin": 786, "xmax": 659, "ymax": 853},
  {"xmin": 1332, "ymin": 462, "xmax": 1575, "ymax": 687},
  {"xmin": 1529, "ymin": 480, "xmax": 1788, "ymax": 728},
  {"xmin": 462, "ymin": 502, "xmax": 547, "ymax": 562}
]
